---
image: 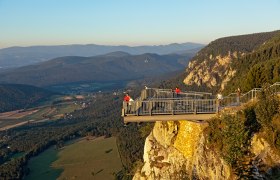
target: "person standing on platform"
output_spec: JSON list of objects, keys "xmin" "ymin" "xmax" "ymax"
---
[
  {"xmin": 175, "ymin": 87, "xmax": 181, "ymax": 98},
  {"xmin": 123, "ymin": 93, "xmax": 131, "ymax": 113},
  {"xmin": 217, "ymin": 92, "xmax": 223, "ymax": 112},
  {"xmin": 236, "ymin": 88, "xmax": 241, "ymax": 105}
]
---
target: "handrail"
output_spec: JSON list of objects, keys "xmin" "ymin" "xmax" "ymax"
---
[
  {"xmin": 123, "ymin": 98, "xmax": 218, "ymax": 116},
  {"xmin": 139, "ymin": 88, "xmax": 213, "ymax": 101}
]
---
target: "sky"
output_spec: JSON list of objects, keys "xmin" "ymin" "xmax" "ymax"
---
[{"xmin": 0, "ymin": 0, "xmax": 280, "ymax": 48}]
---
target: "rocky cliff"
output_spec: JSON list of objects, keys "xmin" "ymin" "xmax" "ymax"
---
[
  {"xmin": 133, "ymin": 120, "xmax": 280, "ymax": 180},
  {"xmin": 183, "ymin": 51, "xmax": 237, "ymax": 90},
  {"xmin": 133, "ymin": 121, "xmax": 233, "ymax": 180}
]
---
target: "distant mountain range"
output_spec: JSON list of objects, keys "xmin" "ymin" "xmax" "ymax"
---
[
  {"xmin": 0, "ymin": 52, "xmax": 194, "ymax": 87},
  {"xmin": 0, "ymin": 42, "xmax": 204, "ymax": 69}
]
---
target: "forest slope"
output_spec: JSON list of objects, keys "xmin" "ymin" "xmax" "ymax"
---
[{"xmin": 0, "ymin": 84, "xmax": 56, "ymax": 112}]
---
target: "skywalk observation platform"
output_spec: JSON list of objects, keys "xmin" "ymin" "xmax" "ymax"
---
[{"xmin": 122, "ymin": 82, "xmax": 280, "ymax": 123}]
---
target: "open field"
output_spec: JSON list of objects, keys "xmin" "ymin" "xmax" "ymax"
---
[
  {"xmin": 0, "ymin": 109, "xmax": 38, "ymax": 119},
  {"xmin": 48, "ymin": 103, "xmax": 80, "ymax": 118},
  {"xmin": 0, "ymin": 99, "xmax": 82, "ymax": 131},
  {"xmin": 0, "ymin": 120, "xmax": 34, "ymax": 131},
  {"xmin": 47, "ymin": 81, "xmax": 127, "ymax": 94},
  {"xmin": 52, "ymin": 137, "xmax": 122, "ymax": 180},
  {"xmin": 75, "ymin": 95, "xmax": 84, "ymax": 99},
  {"xmin": 25, "ymin": 146, "xmax": 63, "ymax": 180},
  {"xmin": 0, "ymin": 110, "xmax": 21, "ymax": 118}
]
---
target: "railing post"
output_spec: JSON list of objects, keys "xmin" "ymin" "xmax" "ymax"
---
[
  {"xmin": 216, "ymin": 99, "xmax": 219, "ymax": 113},
  {"xmin": 149, "ymin": 101, "xmax": 153, "ymax": 116},
  {"xmin": 123, "ymin": 102, "xmax": 128, "ymax": 115},
  {"xmin": 193, "ymin": 100, "xmax": 197, "ymax": 114},
  {"xmin": 136, "ymin": 101, "xmax": 140, "ymax": 116},
  {"xmin": 171, "ymin": 100, "xmax": 174, "ymax": 115},
  {"xmin": 191, "ymin": 100, "xmax": 194, "ymax": 113}
]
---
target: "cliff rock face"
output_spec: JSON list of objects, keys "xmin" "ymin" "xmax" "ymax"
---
[
  {"xmin": 133, "ymin": 121, "xmax": 232, "ymax": 180},
  {"xmin": 250, "ymin": 135, "xmax": 280, "ymax": 178},
  {"xmin": 183, "ymin": 51, "xmax": 237, "ymax": 90},
  {"xmin": 134, "ymin": 121, "xmax": 280, "ymax": 180}
]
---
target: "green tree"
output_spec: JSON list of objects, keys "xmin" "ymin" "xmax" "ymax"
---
[{"xmin": 255, "ymin": 84, "xmax": 279, "ymax": 145}]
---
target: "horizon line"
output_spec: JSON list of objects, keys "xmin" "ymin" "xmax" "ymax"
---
[{"xmin": 0, "ymin": 41, "xmax": 207, "ymax": 50}]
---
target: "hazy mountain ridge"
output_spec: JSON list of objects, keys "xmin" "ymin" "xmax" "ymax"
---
[
  {"xmin": 0, "ymin": 43, "xmax": 204, "ymax": 69},
  {"xmin": 0, "ymin": 53, "xmax": 193, "ymax": 87}
]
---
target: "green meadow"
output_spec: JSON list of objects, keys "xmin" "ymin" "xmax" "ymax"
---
[
  {"xmin": 25, "ymin": 147, "xmax": 63, "ymax": 180},
  {"xmin": 53, "ymin": 137, "xmax": 122, "ymax": 180},
  {"xmin": 25, "ymin": 137, "xmax": 122, "ymax": 180}
]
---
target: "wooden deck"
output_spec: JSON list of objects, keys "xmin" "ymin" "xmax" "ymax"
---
[{"xmin": 123, "ymin": 113, "xmax": 216, "ymax": 123}]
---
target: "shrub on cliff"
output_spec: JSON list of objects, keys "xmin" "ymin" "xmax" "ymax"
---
[
  {"xmin": 254, "ymin": 84, "xmax": 280, "ymax": 149},
  {"xmin": 206, "ymin": 105, "xmax": 261, "ymax": 164},
  {"xmin": 255, "ymin": 85, "xmax": 279, "ymax": 130},
  {"xmin": 207, "ymin": 114, "xmax": 247, "ymax": 165}
]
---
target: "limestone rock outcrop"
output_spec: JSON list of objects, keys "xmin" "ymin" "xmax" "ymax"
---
[
  {"xmin": 134, "ymin": 121, "xmax": 280, "ymax": 180},
  {"xmin": 183, "ymin": 51, "xmax": 237, "ymax": 90},
  {"xmin": 133, "ymin": 121, "xmax": 232, "ymax": 180}
]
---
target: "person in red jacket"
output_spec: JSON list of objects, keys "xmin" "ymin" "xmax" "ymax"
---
[
  {"xmin": 123, "ymin": 93, "xmax": 131, "ymax": 113},
  {"xmin": 175, "ymin": 87, "xmax": 181, "ymax": 97},
  {"xmin": 175, "ymin": 87, "xmax": 181, "ymax": 94},
  {"xmin": 124, "ymin": 93, "xmax": 131, "ymax": 102}
]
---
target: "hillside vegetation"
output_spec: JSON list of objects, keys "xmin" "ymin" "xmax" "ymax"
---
[
  {"xmin": 0, "ymin": 84, "xmax": 56, "ymax": 112},
  {"xmin": 160, "ymin": 30, "xmax": 280, "ymax": 93},
  {"xmin": 196, "ymin": 31, "xmax": 279, "ymax": 60},
  {"xmin": 205, "ymin": 85, "xmax": 280, "ymax": 178},
  {"xmin": 0, "ymin": 89, "xmax": 152, "ymax": 179},
  {"xmin": 206, "ymin": 32, "xmax": 280, "ymax": 178},
  {"xmin": 224, "ymin": 32, "xmax": 280, "ymax": 93}
]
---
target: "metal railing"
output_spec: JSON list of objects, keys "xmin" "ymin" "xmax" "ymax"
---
[
  {"xmin": 222, "ymin": 82, "xmax": 280, "ymax": 107},
  {"xmin": 240, "ymin": 88, "xmax": 262, "ymax": 103},
  {"xmin": 123, "ymin": 82, "xmax": 280, "ymax": 117},
  {"xmin": 269, "ymin": 82, "xmax": 280, "ymax": 94},
  {"xmin": 123, "ymin": 99, "xmax": 218, "ymax": 116},
  {"xmin": 139, "ymin": 88, "xmax": 213, "ymax": 100}
]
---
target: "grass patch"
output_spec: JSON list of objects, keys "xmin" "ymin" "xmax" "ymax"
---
[
  {"xmin": 25, "ymin": 147, "xmax": 63, "ymax": 180},
  {"xmin": 49, "ymin": 103, "xmax": 80, "ymax": 118},
  {"xmin": 0, "ymin": 101, "xmax": 81, "ymax": 131},
  {"xmin": 52, "ymin": 137, "xmax": 122, "ymax": 180},
  {"xmin": 23, "ymin": 107, "xmax": 51, "ymax": 120},
  {"xmin": 0, "ymin": 119, "xmax": 27, "ymax": 128}
]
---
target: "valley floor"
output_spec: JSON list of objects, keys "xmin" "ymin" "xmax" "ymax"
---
[
  {"xmin": 53, "ymin": 137, "xmax": 122, "ymax": 180},
  {"xmin": 25, "ymin": 137, "xmax": 122, "ymax": 180},
  {"xmin": 0, "ymin": 96, "xmax": 84, "ymax": 131}
]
